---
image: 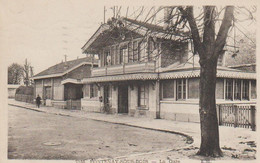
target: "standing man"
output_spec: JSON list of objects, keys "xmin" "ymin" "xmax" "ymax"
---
[{"xmin": 36, "ymin": 95, "xmax": 42, "ymax": 108}]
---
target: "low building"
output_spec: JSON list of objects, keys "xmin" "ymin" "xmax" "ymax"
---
[
  {"xmin": 80, "ymin": 17, "xmax": 256, "ymax": 122},
  {"xmin": 32, "ymin": 57, "xmax": 98, "ymax": 109},
  {"xmin": 8, "ymin": 84, "xmax": 20, "ymax": 98}
]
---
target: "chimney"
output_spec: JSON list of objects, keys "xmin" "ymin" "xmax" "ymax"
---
[{"xmin": 64, "ymin": 54, "xmax": 68, "ymax": 70}]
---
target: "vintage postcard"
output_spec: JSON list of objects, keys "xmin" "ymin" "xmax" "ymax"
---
[{"xmin": 0, "ymin": 0, "xmax": 258, "ymax": 163}]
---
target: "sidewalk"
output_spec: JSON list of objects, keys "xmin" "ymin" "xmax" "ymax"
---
[{"xmin": 8, "ymin": 99, "xmax": 256, "ymax": 158}]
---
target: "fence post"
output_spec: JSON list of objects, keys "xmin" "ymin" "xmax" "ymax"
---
[
  {"xmin": 251, "ymin": 105, "xmax": 256, "ymax": 131},
  {"xmin": 234, "ymin": 105, "xmax": 238, "ymax": 128}
]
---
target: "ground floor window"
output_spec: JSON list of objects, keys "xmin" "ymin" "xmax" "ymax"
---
[
  {"xmin": 90, "ymin": 84, "xmax": 98, "ymax": 98},
  {"xmin": 225, "ymin": 79, "xmax": 250, "ymax": 100},
  {"xmin": 177, "ymin": 79, "xmax": 186, "ymax": 100},
  {"xmin": 251, "ymin": 80, "xmax": 257, "ymax": 99},
  {"xmin": 162, "ymin": 80, "xmax": 174, "ymax": 99},
  {"xmin": 234, "ymin": 79, "xmax": 241, "ymax": 100},
  {"xmin": 44, "ymin": 86, "xmax": 51, "ymax": 99},
  {"xmin": 225, "ymin": 79, "xmax": 233, "ymax": 100},
  {"xmin": 138, "ymin": 83, "xmax": 149, "ymax": 108},
  {"xmin": 242, "ymin": 80, "xmax": 249, "ymax": 100}
]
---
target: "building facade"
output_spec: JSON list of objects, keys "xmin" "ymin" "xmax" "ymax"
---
[
  {"xmin": 80, "ymin": 17, "xmax": 256, "ymax": 122},
  {"xmin": 33, "ymin": 57, "xmax": 98, "ymax": 109}
]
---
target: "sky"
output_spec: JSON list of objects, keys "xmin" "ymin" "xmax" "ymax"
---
[
  {"xmin": 1, "ymin": 0, "xmax": 108, "ymax": 74},
  {"xmin": 0, "ymin": 1, "xmax": 257, "ymax": 75}
]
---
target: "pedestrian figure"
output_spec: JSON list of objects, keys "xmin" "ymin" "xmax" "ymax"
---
[{"xmin": 36, "ymin": 95, "xmax": 42, "ymax": 108}]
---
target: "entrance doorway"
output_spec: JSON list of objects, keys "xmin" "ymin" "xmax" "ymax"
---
[
  {"xmin": 118, "ymin": 85, "xmax": 128, "ymax": 113},
  {"xmin": 103, "ymin": 85, "xmax": 111, "ymax": 112}
]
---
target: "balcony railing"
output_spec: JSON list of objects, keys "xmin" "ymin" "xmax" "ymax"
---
[{"xmin": 92, "ymin": 61, "xmax": 156, "ymax": 77}]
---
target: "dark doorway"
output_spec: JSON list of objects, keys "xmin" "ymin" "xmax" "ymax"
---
[
  {"xmin": 103, "ymin": 85, "xmax": 111, "ymax": 112},
  {"xmin": 118, "ymin": 85, "xmax": 128, "ymax": 113}
]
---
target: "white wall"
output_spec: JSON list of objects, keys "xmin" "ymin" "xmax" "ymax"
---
[{"xmin": 81, "ymin": 98, "xmax": 101, "ymax": 112}]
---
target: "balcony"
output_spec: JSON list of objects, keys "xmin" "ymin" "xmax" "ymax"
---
[{"xmin": 92, "ymin": 61, "xmax": 156, "ymax": 77}]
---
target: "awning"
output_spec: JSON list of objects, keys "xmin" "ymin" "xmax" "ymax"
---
[
  {"xmin": 160, "ymin": 69, "xmax": 256, "ymax": 80},
  {"xmin": 82, "ymin": 69, "xmax": 256, "ymax": 84}
]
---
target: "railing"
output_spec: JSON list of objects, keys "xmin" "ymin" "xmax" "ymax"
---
[
  {"xmin": 92, "ymin": 61, "xmax": 156, "ymax": 77},
  {"xmin": 217, "ymin": 104, "xmax": 256, "ymax": 131}
]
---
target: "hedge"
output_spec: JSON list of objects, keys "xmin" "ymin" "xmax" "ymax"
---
[{"xmin": 15, "ymin": 86, "xmax": 34, "ymax": 104}]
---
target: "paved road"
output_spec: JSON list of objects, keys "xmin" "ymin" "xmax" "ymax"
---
[{"xmin": 8, "ymin": 105, "xmax": 187, "ymax": 160}]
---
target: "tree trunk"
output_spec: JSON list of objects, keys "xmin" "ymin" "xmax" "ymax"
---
[{"xmin": 197, "ymin": 59, "xmax": 223, "ymax": 157}]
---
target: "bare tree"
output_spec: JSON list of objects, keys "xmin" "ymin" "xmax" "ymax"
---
[
  {"xmin": 23, "ymin": 59, "xmax": 30, "ymax": 86},
  {"xmin": 8, "ymin": 63, "xmax": 24, "ymax": 84},
  {"xmin": 103, "ymin": 5, "xmax": 255, "ymax": 157},
  {"xmin": 179, "ymin": 6, "xmax": 234, "ymax": 157},
  {"xmin": 23, "ymin": 59, "xmax": 34, "ymax": 86}
]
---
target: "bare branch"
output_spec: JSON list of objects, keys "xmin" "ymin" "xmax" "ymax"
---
[{"xmin": 214, "ymin": 6, "xmax": 234, "ymax": 59}]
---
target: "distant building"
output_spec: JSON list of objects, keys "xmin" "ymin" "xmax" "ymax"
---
[
  {"xmin": 80, "ymin": 17, "xmax": 256, "ymax": 122},
  {"xmin": 32, "ymin": 57, "xmax": 98, "ymax": 109},
  {"xmin": 8, "ymin": 84, "xmax": 20, "ymax": 98}
]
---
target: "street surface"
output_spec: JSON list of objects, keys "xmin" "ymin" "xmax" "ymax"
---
[{"xmin": 8, "ymin": 105, "xmax": 186, "ymax": 160}]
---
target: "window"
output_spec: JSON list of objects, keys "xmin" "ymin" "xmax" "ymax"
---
[
  {"xmin": 105, "ymin": 51, "xmax": 111, "ymax": 66},
  {"xmin": 148, "ymin": 38, "xmax": 155, "ymax": 61},
  {"xmin": 44, "ymin": 86, "xmax": 51, "ymax": 99},
  {"xmin": 162, "ymin": 80, "xmax": 174, "ymax": 99},
  {"xmin": 138, "ymin": 83, "xmax": 149, "ymax": 108},
  {"xmin": 176, "ymin": 79, "xmax": 186, "ymax": 100},
  {"xmin": 251, "ymin": 80, "xmax": 257, "ymax": 99},
  {"xmin": 234, "ymin": 79, "xmax": 241, "ymax": 100},
  {"xmin": 139, "ymin": 41, "xmax": 147, "ymax": 62},
  {"xmin": 90, "ymin": 84, "xmax": 98, "ymax": 98},
  {"xmin": 225, "ymin": 79, "xmax": 233, "ymax": 100},
  {"xmin": 133, "ymin": 41, "xmax": 139, "ymax": 62},
  {"xmin": 128, "ymin": 42, "xmax": 133, "ymax": 63},
  {"xmin": 120, "ymin": 47, "xmax": 128, "ymax": 64},
  {"xmin": 225, "ymin": 79, "xmax": 250, "ymax": 101},
  {"xmin": 242, "ymin": 80, "xmax": 249, "ymax": 100}
]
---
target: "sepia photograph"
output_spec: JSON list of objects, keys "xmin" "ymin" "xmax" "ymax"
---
[{"xmin": 0, "ymin": 1, "xmax": 258, "ymax": 163}]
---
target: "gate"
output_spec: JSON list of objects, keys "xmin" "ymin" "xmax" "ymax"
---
[
  {"xmin": 66, "ymin": 99, "xmax": 81, "ymax": 110},
  {"xmin": 218, "ymin": 104, "xmax": 256, "ymax": 131}
]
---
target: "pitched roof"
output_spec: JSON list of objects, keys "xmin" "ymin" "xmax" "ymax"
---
[
  {"xmin": 122, "ymin": 17, "xmax": 189, "ymax": 37},
  {"xmin": 33, "ymin": 57, "xmax": 98, "ymax": 79},
  {"xmin": 82, "ymin": 17, "xmax": 190, "ymax": 53}
]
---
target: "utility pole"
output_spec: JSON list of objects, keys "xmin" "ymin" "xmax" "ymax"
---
[
  {"xmin": 126, "ymin": 6, "xmax": 129, "ymax": 18},
  {"xmin": 64, "ymin": 54, "xmax": 67, "ymax": 62},
  {"xmin": 104, "ymin": 6, "xmax": 105, "ymax": 23}
]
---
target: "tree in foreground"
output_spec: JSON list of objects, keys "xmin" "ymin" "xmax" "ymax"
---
[
  {"xmin": 102, "ymin": 5, "xmax": 255, "ymax": 157},
  {"xmin": 179, "ymin": 6, "xmax": 234, "ymax": 157},
  {"xmin": 126, "ymin": 5, "xmax": 255, "ymax": 157}
]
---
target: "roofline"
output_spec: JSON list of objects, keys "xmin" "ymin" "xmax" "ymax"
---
[
  {"xmin": 32, "ymin": 61, "xmax": 98, "ymax": 80},
  {"xmin": 81, "ymin": 24, "xmax": 110, "ymax": 53},
  {"xmin": 228, "ymin": 63, "xmax": 256, "ymax": 68},
  {"xmin": 81, "ymin": 18, "xmax": 190, "ymax": 53},
  {"xmin": 82, "ymin": 69, "xmax": 256, "ymax": 83}
]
